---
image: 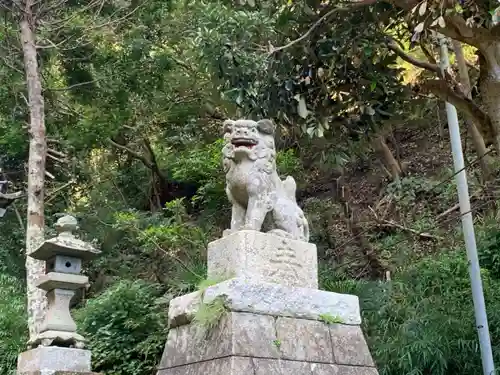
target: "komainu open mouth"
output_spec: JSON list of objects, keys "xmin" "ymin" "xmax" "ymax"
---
[{"xmin": 231, "ymin": 137, "xmax": 258, "ymax": 148}]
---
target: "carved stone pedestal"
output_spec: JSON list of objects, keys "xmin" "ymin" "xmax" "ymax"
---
[
  {"xmin": 157, "ymin": 231, "xmax": 378, "ymax": 375},
  {"xmin": 208, "ymin": 230, "xmax": 318, "ymax": 289},
  {"xmin": 17, "ymin": 347, "xmax": 99, "ymax": 375},
  {"xmin": 157, "ymin": 278, "xmax": 377, "ymax": 375}
]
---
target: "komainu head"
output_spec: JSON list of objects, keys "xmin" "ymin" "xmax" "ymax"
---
[{"xmin": 222, "ymin": 119, "xmax": 276, "ymax": 162}]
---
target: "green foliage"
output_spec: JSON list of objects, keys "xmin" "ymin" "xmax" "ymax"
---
[
  {"xmin": 0, "ymin": 214, "xmax": 26, "ymax": 279},
  {"xmin": 196, "ymin": 275, "xmax": 232, "ymax": 293},
  {"xmin": 272, "ymin": 339, "xmax": 281, "ymax": 349},
  {"xmin": 385, "ymin": 176, "xmax": 442, "ymax": 206},
  {"xmin": 0, "ymin": 274, "xmax": 28, "ymax": 375},
  {"xmin": 319, "ymin": 264, "xmax": 369, "ymax": 296},
  {"xmin": 360, "ymin": 251, "xmax": 500, "ymax": 375},
  {"xmin": 75, "ymin": 280, "xmax": 167, "ymax": 375},
  {"xmin": 170, "ymin": 140, "xmax": 226, "ymax": 209},
  {"xmin": 97, "ymin": 202, "xmax": 208, "ymax": 286},
  {"xmin": 477, "ymin": 216, "xmax": 500, "ymax": 280},
  {"xmin": 192, "ymin": 296, "xmax": 227, "ymax": 335},
  {"xmin": 276, "ymin": 148, "xmax": 304, "ymax": 178},
  {"xmin": 3, "ymin": 2, "xmax": 500, "ymax": 375},
  {"xmin": 318, "ymin": 313, "xmax": 344, "ymax": 325}
]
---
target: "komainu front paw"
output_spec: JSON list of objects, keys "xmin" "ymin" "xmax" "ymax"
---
[
  {"xmin": 241, "ymin": 224, "xmax": 258, "ymax": 231},
  {"xmin": 268, "ymin": 229, "xmax": 294, "ymax": 239}
]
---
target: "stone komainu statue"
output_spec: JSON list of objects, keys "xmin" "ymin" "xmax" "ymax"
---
[{"xmin": 222, "ymin": 118, "xmax": 309, "ymax": 242}]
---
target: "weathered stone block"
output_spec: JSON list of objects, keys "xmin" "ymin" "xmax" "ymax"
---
[
  {"xmin": 312, "ymin": 364, "xmax": 379, "ymax": 375},
  {"xmin": 157, "ymin": 356, "xmax": 379, "ymax": 375},
  {"xmin": 17, "ymin": 347, "xmax": 91, "ymax": 375},
  {"xmin": 158, "ymin": 356, "xmax": 254, "ymax": 375},
  {"xmin": 251, "ymin": 358, "xmax": 312, "ymax": 374},
  {"xmin": 203, "ymin": 278, "xmax": 361, "ymax": 325},
  {"xmin": 207, "ymin": 230, "xmax": 318, "ymax": 288},
  {"xmin": 330, "ymin": 324, "xmax": 375, "ymax": 367},
  {"xmin": 159, "ymin": 312, "xmax": 278, "ymax": 369},
  {"xmin": 276, "ymin": 317, "xmax": 333, "ymax": 363},
  {"xmin": 168, "ymin": 291, "xmax": 201, "ymax": 328}
]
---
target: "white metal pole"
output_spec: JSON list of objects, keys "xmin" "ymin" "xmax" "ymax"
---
[{"xmin": 438, "ymin": 34, "xmax": 496, "ymax": 375}]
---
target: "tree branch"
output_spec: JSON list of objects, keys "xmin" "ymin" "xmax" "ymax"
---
[
  {"xmin": 268, "ymin": 0, "xmax": 377, "ymax": 55},
  {"xmin": 377, "ymin": 220, "xmax": 442, "ymax": 240},
  {"xmin": 46, "ymin": 180, "xmax": 75, "ymax": 204},
  {"xmin": 107, "ymin": 138, "xmax": 153, "ymax": 169},
  {"xmin": 12, "ymin": 202, "xmax": 25, "ymax": 232},
  {"xmin": 438, "ymin": 15, "xmax": 493, "ymax": 47},
  {"xmin": 142, "ymin": 137, "xmax": 166, "ymax": 181},
  {"xmin": 46, "ymin": 80, "xmax": 97, "ymax": 92},
  {"xmin": 420, "ymin": 79, "xmax": 493, "ymax": 134},
  {"xmin": 387, "ymin": 39, "xmax": 441, "ymax": 75},
  {"xmin": 0, "ymin": 191, "xmax": 24, "ymax": 200}
]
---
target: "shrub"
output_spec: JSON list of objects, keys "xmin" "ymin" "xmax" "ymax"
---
[
  {"xmin": 477, "ymin": 217, "xmax": 500, "ymax": 280},
  {"xmin": 75, "ymin": 280, "xmax": 167, "ymax": 375},
  {"xmin": 0, "ymin": 274, "xmax": 28, "ymax": 375},
  {"xmin": 359, "ymin": 251, "xmax": 500, "ymax": 375}
]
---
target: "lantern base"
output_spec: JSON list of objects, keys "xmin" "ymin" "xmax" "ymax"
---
[{"xmin": 17, "ymin": 346, "xmax": 94, "ymax": 375}]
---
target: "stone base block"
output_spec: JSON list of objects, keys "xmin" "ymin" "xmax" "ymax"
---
[
  {"xmin": 157, "ymin": 311, "xmax": 377, "ymax": 375},
  {"xmin": 19, "ymin": 372, "xmax": 100, "ymax": 375},
  {"xmin": 208, "ymin": 230, "xmax": 318, "ymax": 289},
  {"xmin": 168, "ymin": 278, "xmax": 361, "ymax": 328},
  {"xmin": 17, "ymin": 347, "xmax": 92, "ymax": 375},
  {"xmin": 158, "ymin": 357, "xmax": 378, "ymax": 375}
]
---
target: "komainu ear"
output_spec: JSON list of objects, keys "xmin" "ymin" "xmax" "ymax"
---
[
  {"xmin": 222, "ymin": 119, "xmax": 234, "ymax": 134},
  {"xmin": 256, "ymin": 119, "xmax": 275, "ymax": 135}
]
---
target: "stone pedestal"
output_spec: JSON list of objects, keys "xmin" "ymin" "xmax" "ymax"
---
[
  {"xmin": 158, "ymin": 231, "xmax": 379, "ymax": 375},
  {"xmin": 208, "ymin": 230, "xmax": 318, "ymax": 289},
  {"xmin": 17, "ymin": 347, "xmax": 98, "ymax": 375}
]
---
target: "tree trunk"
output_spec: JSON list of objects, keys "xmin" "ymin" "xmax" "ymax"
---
[
  {"xmin": 372, "ymin": 134, "xmax": 402, "ymax": 182},
  {"xmin": 478, "ymin": 43, "xmax": 500, "ymax": 154},
  {"xmin": 20, "ymin": 10, "xmax": 48, "ymax": 343},
  {"xmin": 452, "ymin": 40, "xmax": 493, "ymax": 181}
]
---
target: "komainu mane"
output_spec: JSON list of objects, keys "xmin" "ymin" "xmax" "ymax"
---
[{"xmin": 222, "ymin": 118, "xmax": 309, "ymax": 242}]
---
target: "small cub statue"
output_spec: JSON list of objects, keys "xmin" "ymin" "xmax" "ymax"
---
[{"xmin": 222, "ymin": 118, "xmax": 309, "ymax": 242}]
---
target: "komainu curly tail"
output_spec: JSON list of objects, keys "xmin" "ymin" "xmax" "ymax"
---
[
  {"xmin": 283, "ymin": 175, "xmax": 309, "ymax": 241},
  {"xmin": 282, "ymin": 176, "xmax": 297, "ymax": 203},
  {"xmin": 301, "ymin": 216, "xmax": 310, "ymax": 242}
]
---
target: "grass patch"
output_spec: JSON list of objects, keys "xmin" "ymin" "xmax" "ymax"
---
[
  {"xmin": 319, "ymin": 313, "xmax": 344, "ymax": 325},
  {"xmin": 192, "ymin": 296, "xmax": 227, "ymax": 335}
]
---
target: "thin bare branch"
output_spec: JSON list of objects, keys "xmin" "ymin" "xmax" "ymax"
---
[
  {"xmin": 107, "ymin": 138, "xmax": 153, "ymax": 169},
  {"xmin": 46, "ymin": 153, "xmax": 66, "ymax": 163},
  {"xmin": 0, "ymin": 190, "xmax": 24, "ymax": 200},
  {"xmin": 12, "ymin": 202, "xmax": 25, "ymax": 232},
  {"xmin": 376, "ymin": 220, "xmax": 443, "ymax": 240},
  {"xmin": 47, "ymin": 147, "xmax": 66, "ymax": 157},
  {"xmin": 46, "ymin": 80, "xmax": 97, "ymax": 92},
  {"xmin": 46, "ymin": 179, "xmax": 75, "ymax": 203},
  {"xmin": 387, "ymin": 39, "xmax": 441, "ymax": 75},
  {"xmin": 269, "ymin": 0, "xmax": 377, "ymax": 55},
  {"xmin": 0, "ymin": 52, "xmax": 24, "ymax": 74}
]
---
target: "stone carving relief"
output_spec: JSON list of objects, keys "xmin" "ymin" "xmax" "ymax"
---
[{"xmin": 222, "ymin": 119, "xmax": 309, "ymax": 242}]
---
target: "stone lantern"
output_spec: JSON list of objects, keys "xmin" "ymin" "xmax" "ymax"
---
[{"xmin": 17, "ymin": 215, "xmax": 102, "ymax": 375}]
